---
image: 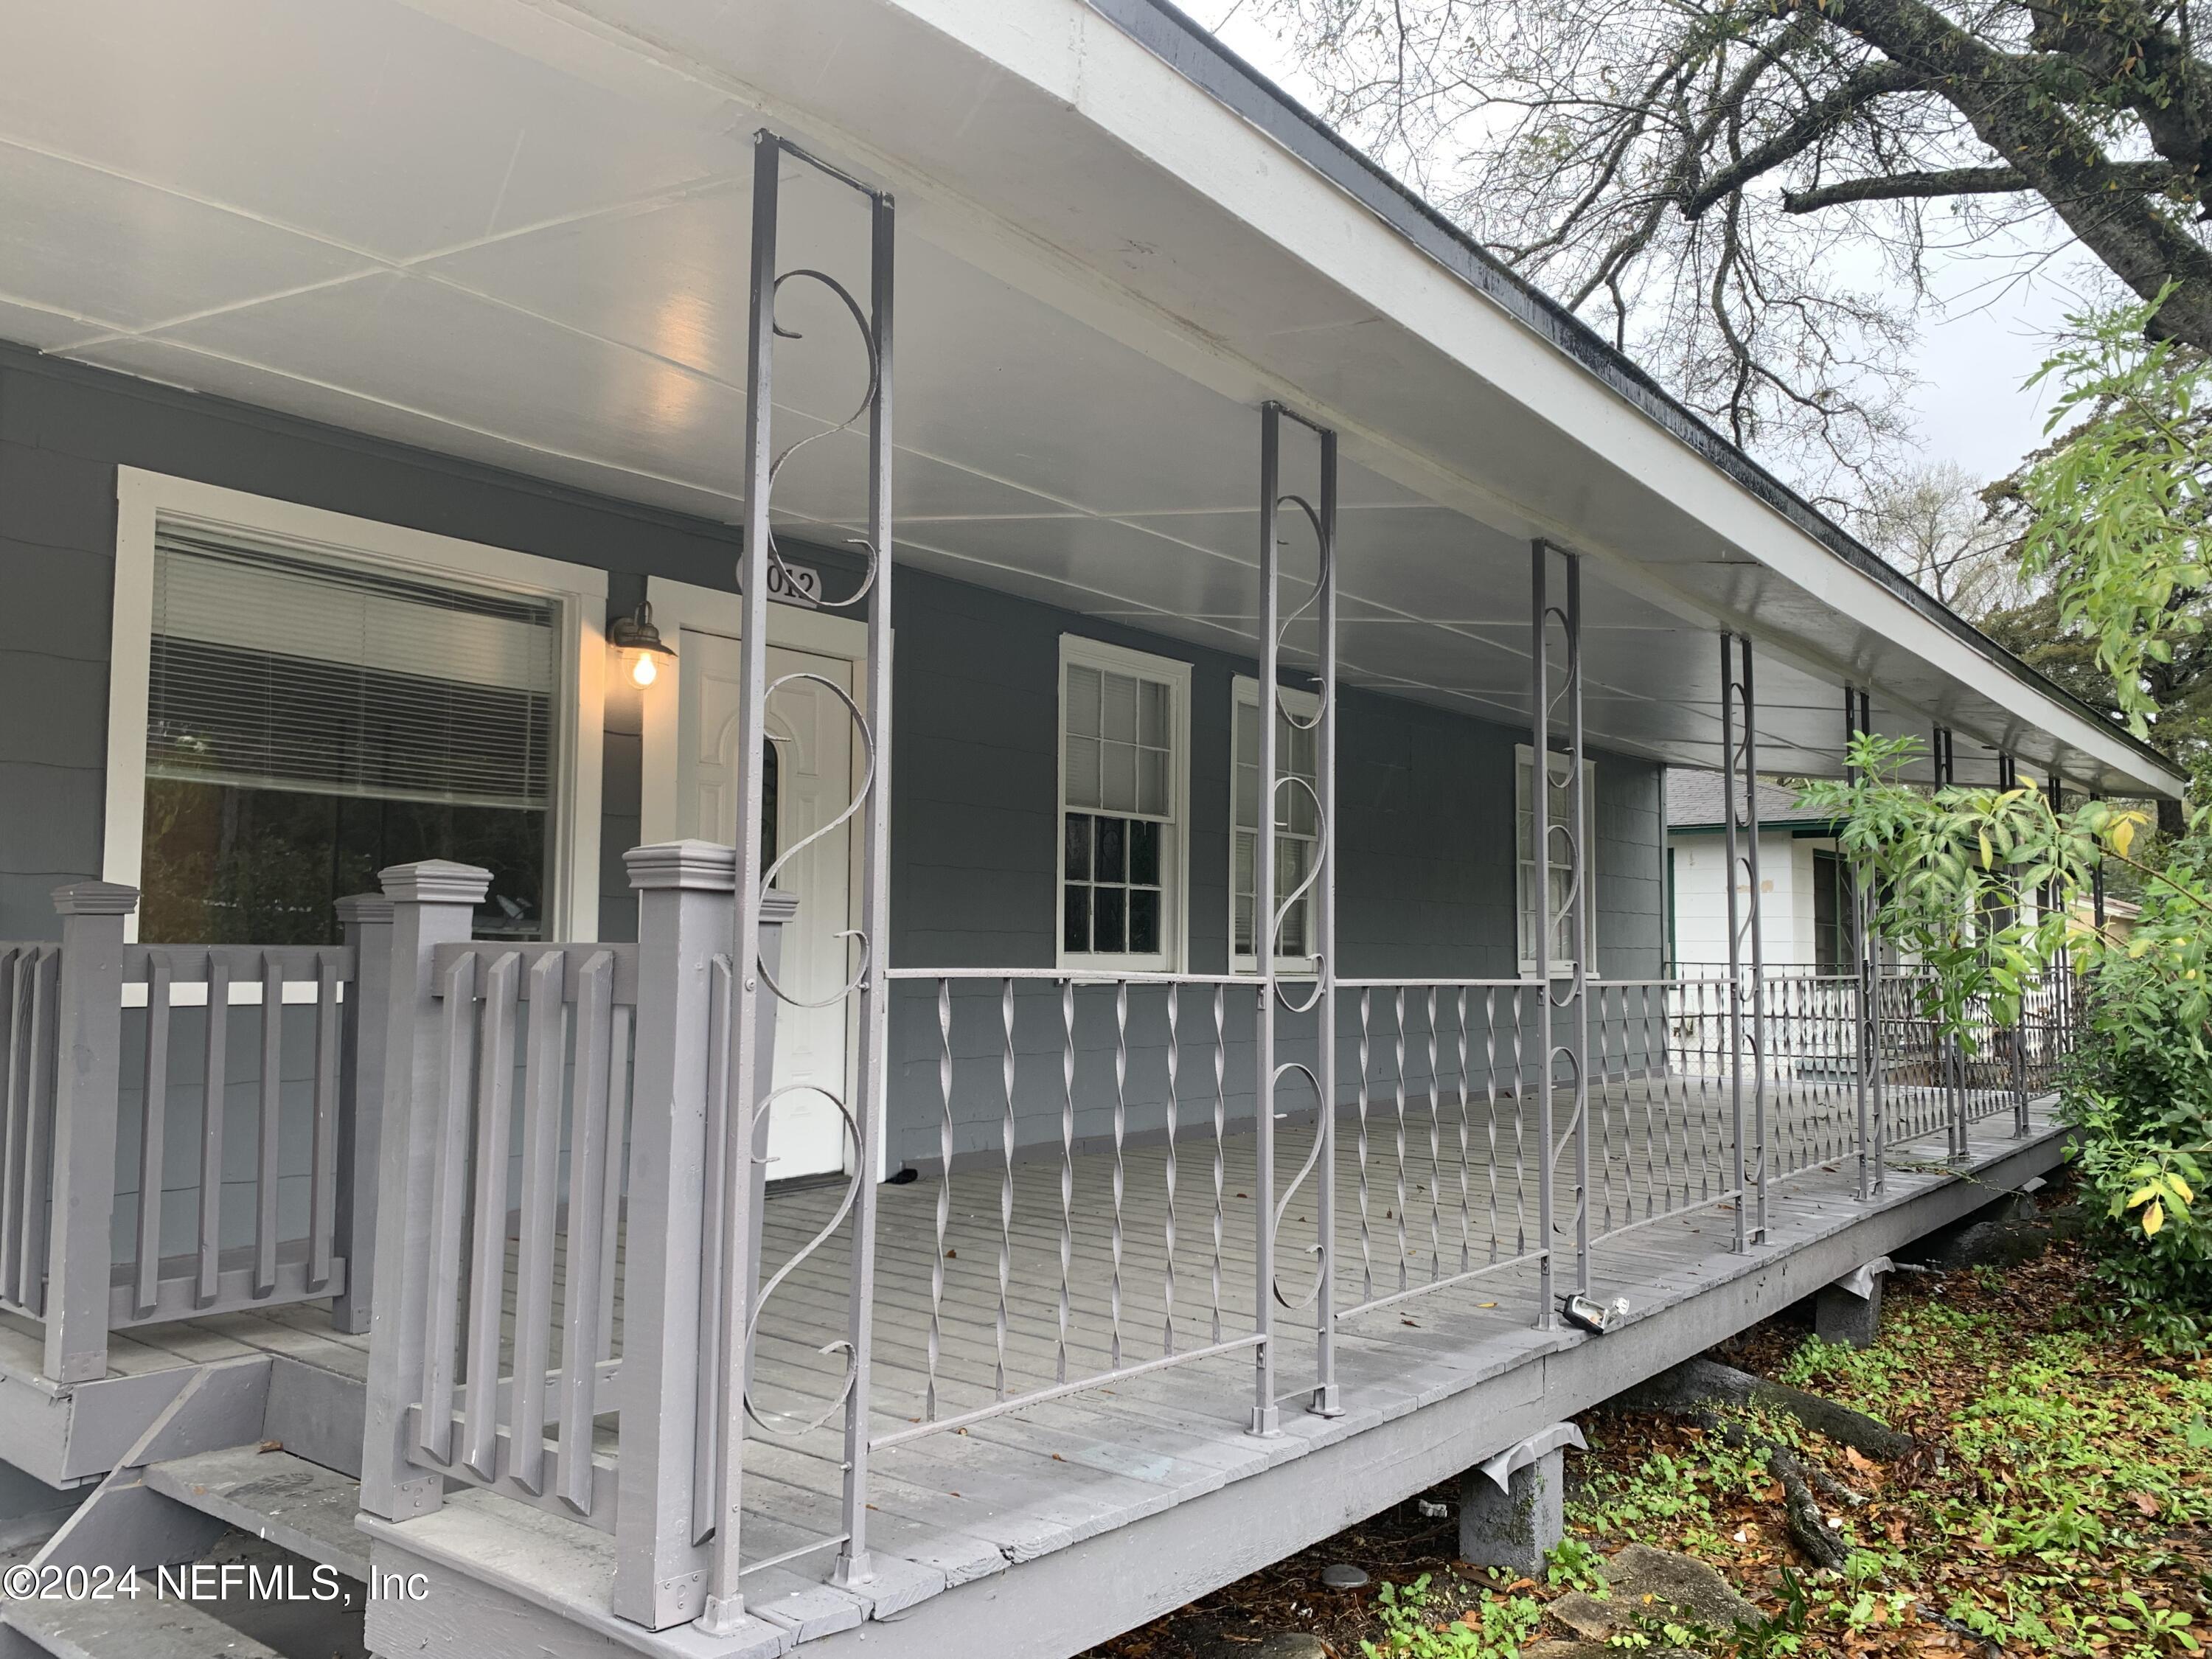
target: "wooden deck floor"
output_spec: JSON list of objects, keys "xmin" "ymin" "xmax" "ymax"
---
[{"xmin": 359, "ymin": 1077, "xmax": 2062, "ymax": 1658}]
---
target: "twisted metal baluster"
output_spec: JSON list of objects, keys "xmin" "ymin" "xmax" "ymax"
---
[
  {"xmin": 1357, "ymin": 988, "xmax": 1374, "ymax": 1301},
  {"xmin": 1509, "ymin": 984, "xmax": 1529, "ymax": 1262},
  {"xmin": 1393, "ymin": 987, "xmax": 1408, "ymax": 1292},
  {"xmin": 1111, "ymin": 980, "xmax": 1128, "ymax": 1370},
  {"xmin": 1483, "ymin": 987, "xmax": 1504, "ymax": 1263},
  {"xmin": 1059, "ymin": 978, "xmax": 1074, "ymax": 1385},
  {"xmin": 1455, "ymin": 988, "xmax": 1472, "ymax": 1273},
  {"xmin": 928, "ymin": 978, "xmax": 952, "ymax": 1421},
  {"xmin": 1210, "ymin": 983, "xmax": 1226, "ymax": 1344},
  {"xmin": 1164, "ymin": 984, "xmax": 1180, "ymax": 1357},
  {"xmin": 996, "ymin": 977, "xmax": 1015, "ymax": 1399},
  {"xmin": 1425, "ymin": 987, "xmax": 1442, "ymax": 1281}
]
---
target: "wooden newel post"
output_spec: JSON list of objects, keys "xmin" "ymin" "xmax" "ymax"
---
[
  {"xmin": 614, "ymin": 840, "xmax": 737, "ymax": 1630},
  {"xmin": 359, "ymin": 860, "xmax": 489, "ymax": 1522},
  {"xmin": 43, "ymin": 880, "xmax": 136, "ymax": 1385},
  {"xmin": 333, "ymin": 892, "xmax": 394, "ymax": 1335}
]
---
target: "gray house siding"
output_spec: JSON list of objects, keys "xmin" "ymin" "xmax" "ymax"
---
[
  {"xmin": 0, "ymin": 344, "xmax": 1664, "ymax": 1179},
  {"xmin": 0, "ymin": 346, "xmax": 736, "ymax": 942}
]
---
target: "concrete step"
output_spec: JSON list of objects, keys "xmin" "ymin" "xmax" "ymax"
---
[
  {"xmin": 3, "ymin": 1587, "xmax": 285, "ymax": 1659},
  {"xmin": 142, "ymin": 1450, "xmax": 369, "ymax": 1584}
]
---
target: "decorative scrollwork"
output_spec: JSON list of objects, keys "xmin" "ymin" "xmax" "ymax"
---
[
  {"xmin": 1270, "ymin": 492, "xmax": 1332, "ymax": 732},
  {"xmin": 754, "ymin": 268, "xmax": 883, "ymax": 613},
  {"xmin": 739, "ymin": 1083, "xmax": 867, "ymax": 1439},
  {"xmin": 1267, "ymin": 1060, "xmax": 1329, "ymax": 1311},
  {"xmin": 751, "ymin": 669, "xmax": 879, "ymax": 1010}
]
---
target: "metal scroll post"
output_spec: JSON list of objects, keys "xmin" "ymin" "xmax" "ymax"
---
[
  {"xmin": 699, "ymin": 130, "xmax": 894, "ymax": 1632},
  {"xmin": 1720, "ymin": 634, "xmax": 1765, "ymax": 1250},
  {"xmin": 1531, "ymin": 543, "xmax": 1589, "ymax": 1312}
]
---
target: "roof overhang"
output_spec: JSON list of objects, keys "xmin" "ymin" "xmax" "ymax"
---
[{"xmin": 0, "ymin": 0, "xmax": 2182, "ymax": 798}]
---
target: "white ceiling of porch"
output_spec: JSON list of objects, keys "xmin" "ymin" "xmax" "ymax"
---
[{"xmin": 0, "ymin": 0, "xmax": 2125, "ymax": 789}]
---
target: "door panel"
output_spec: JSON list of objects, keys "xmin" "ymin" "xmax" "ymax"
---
[{"xmin": 678, "ymin": 628, "xmax": 854, "ymax": 1179}]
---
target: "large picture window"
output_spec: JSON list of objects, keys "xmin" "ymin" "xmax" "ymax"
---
[
  {"xmin": 1231, "ymin": 675, "xmax": 1319, "ymax": 971},
  {"xmin": 1058, "ymin": 637, "xmax": 1189, "ymax": 970},
  {"xmin": 1516, "ymin": 745, "xmax": 1597, "ymax": 974},
  {"xmin": 106, "ymin": 471, "xmax": 605, "ymax": 946}
]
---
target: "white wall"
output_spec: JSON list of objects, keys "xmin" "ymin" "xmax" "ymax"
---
[{"xmin": 1669, "ymin": 830, "xmax": 1834, "ymax": 970}]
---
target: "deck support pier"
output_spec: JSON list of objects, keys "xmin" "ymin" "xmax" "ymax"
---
[
  {"xmin": 1458, "ymin": 1422, "xmax": 1585, "ymax": 1576},
  {"xmin": 1720, "ymin": 635, "xmax": 1766, "ymax": 1248},
  {"xmin": 1814, "ymin": 1257, "xmax": 1893, "ymax": 1349},
  {"xmin": 1531, "ymin": 543, "xmax": 1590, "ymax": 1314}
]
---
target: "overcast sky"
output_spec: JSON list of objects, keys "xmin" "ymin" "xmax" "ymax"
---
[{"xmin": 1206, "ymin": 7, "xmax": 2083, "ymax": 492}]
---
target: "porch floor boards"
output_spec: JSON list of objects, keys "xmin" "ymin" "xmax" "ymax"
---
[{"xmin": 365, "ymin": 1087, "xmax": 2062, "ymax": 1657}]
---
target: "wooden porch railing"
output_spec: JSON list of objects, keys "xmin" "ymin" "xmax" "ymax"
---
[
  {"xmin": 359, "ymin": 844, "xmax": 797, "ymax": 1628},
  {"xmin": 0, "ymin": 883, "xmax": 377, "ymax": 1385}
]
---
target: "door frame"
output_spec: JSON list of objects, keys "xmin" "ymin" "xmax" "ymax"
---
[{"xmin": 637, "ymin": 574, "xmax": 876, "ymax": 1177}]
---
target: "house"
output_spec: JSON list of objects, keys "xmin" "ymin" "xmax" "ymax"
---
[
  {"xmin": 0, "ymin": 4, "xmax": 2178, "ymax": 1658},
  {"xmin": 1664, "ymin": 771, "xmax": 1851, "ymax": 971}
]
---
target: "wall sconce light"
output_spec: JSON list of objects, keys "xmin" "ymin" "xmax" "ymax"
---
[{"xmin": 610, "ymin": 600, "xmax": 676, "ymax": 688}]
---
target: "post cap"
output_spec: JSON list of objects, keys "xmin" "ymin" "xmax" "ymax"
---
[
  {"xmin": 52, "ymin": 880, "xmax": 139, "ymax": 918},
  {"xmin": 759, "ymin": 887, "xmax": 799, "ymax": 925},
  {"xmin": 626, "ymin": 840, "xmax": 738, "ymax": 893},
  {"xmin": 378, "ymin": 860, "xmax": 493, "ymax": 905},
  {"xmin": 334, "ymin": 893, "xmax": 397, "ymax": 926}
]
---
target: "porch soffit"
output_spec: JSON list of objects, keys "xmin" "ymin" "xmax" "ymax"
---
[{"xmin": 0, "ymin": 0, "xmax": 2176, "ymax": 798}]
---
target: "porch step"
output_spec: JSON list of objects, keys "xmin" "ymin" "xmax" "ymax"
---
[
  {"xmin": 4, "ymin": 1589, "xmax": 285, "ymax": 1659},
  {"xmin": 141, "ymin": 1449, "xmax": 369, "ymax": 1584}
]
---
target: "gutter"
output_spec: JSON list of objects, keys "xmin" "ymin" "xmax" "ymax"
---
[{"xmin": 1085, "ymin": 0, "xmax": 2183, "ymax": 794}]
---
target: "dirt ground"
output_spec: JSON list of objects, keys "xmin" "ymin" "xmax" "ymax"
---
[{"xmin": 1078, "ymin": 1180, "xmax": 2212, "ymax": 1658}]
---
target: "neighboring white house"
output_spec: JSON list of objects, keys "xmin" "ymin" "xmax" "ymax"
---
[{"xmin": 1666, "ymin": 771, "xmax": 1851, "ymax": 972}]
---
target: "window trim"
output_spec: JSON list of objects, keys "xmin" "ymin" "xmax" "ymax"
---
[
  {"xmin": 106, "ymin": 468, "xmax": 608, "ymax": 943},
  {"xmin": 1229, "ymin": 674, "xmax": 1322, "ymax": 974},
  {"xmin": 1514, "ymin": 742, "xmax": 1598, "ymax": 976},
  {"xmin": 1055, "ymin": 635, "xmax": 1192, "ymax": 973}
]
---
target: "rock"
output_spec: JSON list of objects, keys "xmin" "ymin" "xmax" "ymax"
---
[
  {"xmin": 1604, "ymin": 1543, "xmax": 1760, "ymax": 1633},
  {"xmin": 1318, "ymin": 1562, "xmax": 1368, "ymax": 1589},
  {"xmin": 1525, "ymin": 1645, "xmax": 1697, "ymax": 1659},
  {"xmin": 1546, "ymin": 1590, "xmax": 1626, "ymax": 1641}
]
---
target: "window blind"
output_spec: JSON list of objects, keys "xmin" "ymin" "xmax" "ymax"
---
[{"xmin": 146, "ymin": 527, "xmax": 560, "ymax": 810}]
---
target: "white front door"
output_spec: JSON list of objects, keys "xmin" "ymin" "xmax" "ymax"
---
[{"xmin": 678, "ymin": 627, "xmax": 856, "ymax": 1180}]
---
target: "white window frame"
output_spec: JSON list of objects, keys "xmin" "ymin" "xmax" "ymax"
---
[
  {"xmin": 105, "ymin": 468, "xmax": 607, "ymax": 943},
  {"xmin": 1515, "ymin": 743, "xmax": 1597, "ymax": 976},
  {"xmin": 1230, "ymin": 674, "xmax": 1321, "ymax": 974},
  {"xmin": 1055, "ymin": 635, "xmax": 1191, "ymax": 973}
]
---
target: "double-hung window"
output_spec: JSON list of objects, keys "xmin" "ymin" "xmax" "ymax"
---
[
  {"xmin": 1058, "ymin": 638, "xmax": 1189, "ymax": 970},
  {"xmin": 1231, "ymin": 675, "xmax": 1320, "ymax": 972},
  {"xmin": 1516, "ymin": 745, "xmax": 1596, "ymax": 975}
]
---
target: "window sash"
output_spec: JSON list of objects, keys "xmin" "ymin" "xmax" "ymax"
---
[
  {"xmin": 1060, "ymin": 642, "xmax": 1184, "ymax": 967},
  {"xmin": 1516, "ymin": 748, "xmax": 1595, "ymax": 972},
  {"xmin": 1231, "ymin": 679, "xmax": 1319, "ymax": 967}
]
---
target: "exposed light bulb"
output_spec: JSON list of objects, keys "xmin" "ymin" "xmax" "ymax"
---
[{"xmin": 630, "ymin": 653, "xmax": 658, "ymax": 688}]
